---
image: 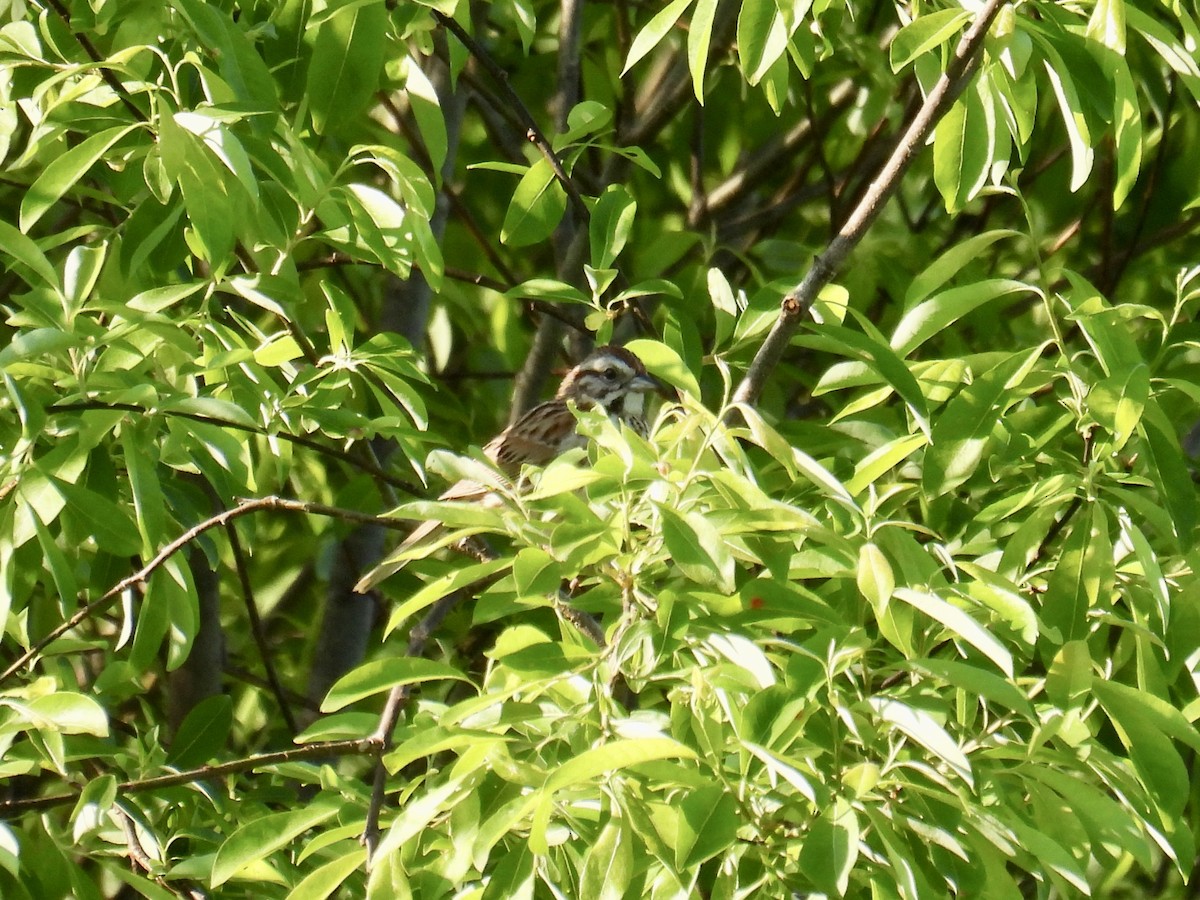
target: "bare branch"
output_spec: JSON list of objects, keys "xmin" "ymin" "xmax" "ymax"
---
[
  {"xmin": 363, "ymin": 591, "xmax": 464, "ymax": 861},
  {"xmin": 432, "ymin": 10, "xmax": 590, "ymax": 223},
  {"xmin": 0, "ymin": 737, "xmax": 377, "ymax": 815},
  {"xmin": 0, "ymin": 498, "xmax": 414, "ymax": 684},
  {"xmin": 731, "ymin": 0, "xmax": 1008, "ymax": 408},
  {"xmin": 226, "ymin": 521, "xmax": 298, "ymax": 736},
  {"xmin": 47, "ymin": 401, "xmax": 420, "ymax": 496}
]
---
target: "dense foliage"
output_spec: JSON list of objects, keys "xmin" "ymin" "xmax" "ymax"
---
[{"xmin": 3, "ymin": 0, "xmax": 1200, "ymax": 896}]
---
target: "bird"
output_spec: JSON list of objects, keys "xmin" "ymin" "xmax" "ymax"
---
[{"xmin": 354, "ymin": 345, "xmax": 660, "ymax": 592}]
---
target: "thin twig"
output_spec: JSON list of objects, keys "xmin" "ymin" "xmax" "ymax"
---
[
  {"xmin": 432, "ymin": 10, "xmax": 590, "ymax": 223},
  {"xmin": 48, "ymin": 401, "xmax": 420, "ymax": 495},
  {"xmin": 1103, "ymin": 77, "xmax": 1177, "ymax": 296},
  {"xmin": 730, "ymin": 0, "xmax": 1008, "ymax": 408},
  {"xmin": 0, "ymin": 737, "xmax": 377, "ymax": 815},
  {"xmin": 40, "ymin": 0, "xmax": 146, "ymax": 121},
  {"xmin": 362, "ymin": 591, "xmax": 464, "ymax": 862},
  {"xmin": 0, "ymin": 497, "xmax": 414, "ymax": 684},
  {"xmin": 225, "ymin": 521, "xmax": 298, "ymax": 736}
]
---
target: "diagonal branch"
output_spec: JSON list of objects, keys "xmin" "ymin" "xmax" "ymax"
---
[
  {"xmin": 432, "ymin": 10, "xmax": 590, "ymax": 223},
  {"xmin": 731, "ymin": 0, "xmax": 1008, "ymax": 408},
  {"xmin": 0, "ymin": 497, "xmax": 413, "ymax": 684}
]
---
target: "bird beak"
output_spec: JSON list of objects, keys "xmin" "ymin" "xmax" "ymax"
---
[{"xmin": 629, "ymin": 374, "xmax": 665, "ymax": 395}]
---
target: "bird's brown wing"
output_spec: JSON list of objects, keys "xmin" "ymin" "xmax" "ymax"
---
[{"xmin": 485, "ymin": 400, "xmax": 577, "ymax": 472}]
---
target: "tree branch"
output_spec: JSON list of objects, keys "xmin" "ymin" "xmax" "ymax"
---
[
  {"xmin": 226, "ymin": 520, "xmax": 298, "ymax": 736},
  {"xmin": 48, "ymin": 401, "xmax": 420, "ymax": 495},
  {"xmin": 0, "ymin": 497, "xmax": 414, "ymax": 684},
  {"xmin": 730, "ymin": 0, "xmax": 1008, "ymax": 408},
  {"xmin": 432, "ymin": 10, "xmax": 590, "ymax": 223},
  {"xmin": 40, "ymin": 0, "xmax": 147, "ymax": 122},
  {"xmin": 363, "ymin": 591, "xmax": 464, "ymax": 862},
  {"xmin": 0, "ymin": 737, "xmax": 377, "ymax": 815}
]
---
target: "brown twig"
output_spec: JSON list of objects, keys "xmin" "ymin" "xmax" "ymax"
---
[
  {"xmin": 40, "ymin": 0, "xmax": 146, "ymax": 121},
  {"xmin": 47, "ymin": 401, "xmax": 420, "ymax": 495},
  {"xmin": 362, "ymin": 591, "xmax": 464, "ymax": 861},
  {"xmin": 0, "ymin": 737, "xmax": 377, "ymax": 815},
  {"xmin": 432, "ymin": 10, "xmax": 590, "ymax": 223},
  {"xmin": 730, "ymin": 0, "xmax": 1008, "ymax": 408},
  {"xmin": 0, "ymin": 497, "xmax": 414, "ymax": 684},
  {"xmin": 225, "ymin": 521, "xmax": 298, "ymax": 735},
  {"xmin": 1103, "ymin": 77, "xmax": 1177, "ymax": 296}
]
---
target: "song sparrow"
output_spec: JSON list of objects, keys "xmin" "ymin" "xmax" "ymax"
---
[{"xmin": 354, "ymin": 345, "xmax": 659, "ymax": 592}]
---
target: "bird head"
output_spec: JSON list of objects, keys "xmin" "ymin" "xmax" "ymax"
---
[{"xmin": 556, "ymin": 345, "xmax": 660, "ymax": 419}]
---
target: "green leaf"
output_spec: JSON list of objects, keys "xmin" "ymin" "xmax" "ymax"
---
[
  {"xmin": 284, "ymin": 848, "xmax": 366, "ymax": 900},
  {"xmin": 163, "ymin": 395, "xmax": 260, "ymax": 429},
  {"xmin": 889, "ymin": 9, "xmax": 971, "ymax": 71},
  {"xmin": 589, "ymin": 186, "xmax": 637, "ymax": 269},
  {"xmin": 658, "ymin": 506, "xmax": 735, "ymax": 592},
  {"xmin": 1138, "ymin": 400, "xmax": 1195, "ymax": 550},
  {"xmin": 1086, "ymin": 0, "xmax": 1126, "ymax": 53},
  {"xmin": 1045, "ymin": 639, "xmax": 1092, "ymax": 708},
  {"xmin": 1041, "ymin": 504, "xmax": 1112, "ymax": 645},
  {"xmin": 307, "ymin": 0, "xmax": 388, "ymax": 134},
  {"xmin": 512, "ymin": 547, "xmax": 564, "ymax": 597},
  {"xmin": 166, "ymin": 694, "xmax": 232, "ymax": 768},
  {"xmin": 482, "ymin": 840, "xmax": 534, "ymax": 900},
  {"xmin": 737, "ymin": 0, "xmax": 788, "ymax": 85},
  {"xmin": 857, "ymin": 542, "xmax": 894, "ymax": 609},
  {"xmin": 1093, "ymin": 681, "xmax": 1192, "ymax": 818},
  {"xmin": 0, "ymin": 327, "xmax": 78, "ymax": 368},
  {"xmin": 1094, "ymin": 679, "xmax": 1200, "ymax": 755},
  {"xmin": 1040, "ymin": 54, "xmax": 1093, "ymax": 191},
  {"xmin": 27, "ymin": 693, "xmax": 108, "ymax": 736},
  {"xmin": 253, "ymin": 334, "xmax": 304, "ymax": 367},
  {"xmin": 845, "ymin": 434, "xmax": 927, "ymax": 496},
  {"xmin": 622, "ymin": 0, "xmax": 693, "ymax": 74},
  {"xmin": 404, "ymin": 59, "xmax": 447, "ymax": 176},
  {"xmin": 932, "ymin": 82, "xmax": 993, "ymax": 212},
  {"xmin": 20, "ymin": 125, "xmax": 140, "ymax": 232},
  {"xmin": 893, "ymin": 277, "xmax": 1038, "ymax": 357},
  {"xmin": 869, "ymin": 697, "xmax": 973, "ymax": 785},
  {"xmin": 382, "ymin": 558, "xmax": 512, "ymax": 636},
  {"xmin": 894, "ymin": 587, "xmax": 1013, "ymax": 676},
  {"xmin": 126, "ymin": 281, "xmax": 207, "ymax": 314},
  {"xmin": 33, "ymin": 515, "xmax": 77, "ymax": 603},
  {"xmin": 905, "ymin": 231, "xmax": 1021, "ymax": 306},
  {"xmin": 384, "ymin": 725, "xmax": 510, "ymax": 774},
  {"xmin": 622, "ymin": 337, "xmax": 701, "ymax": 398},
  {"xmin": 0, "ymin": 219, "xmax": 62, "ymax": 291},
  {"xmin": 1088, "ymin": 363, "xmax": 1148, "ymax": 451},
  {"xmin": 687, "ymin": 0, "xmax": 719, "ymax": 102},
  {"xmin": 212, "ymin": 804, "xmax": 341, "ymax": 887},
  {"xmin": 121, "ymin": 423, "xmax": 164, "ymax": 555},
  {"xmin": 321, "ymin": 658, "xmax": 474, "ymax": 712},
  {"xmin": 580, "ymin": 820, "xmax": 634, "ymax": 900},
  {"xmin": 373, "ymin": 772, "xmax": 477, "ymax": 861},
  {"xmin": 501, "ymin": 159, "xmax": 567, "ymax": 247},
  {"xmin": 158, "ymin": 105, "xmax": 234, "ymax": 265},
  {"xmin": 1110, "ymin": 54, "xmax": 1142, "ymax": 210},
  {"xmin": 910, "ymin": 658, "xmax": 1032, "ymax": 716},
  {"xmin": 798, "ymin": 803, "xmax": 859, "ymax": 897},
  {"xmin": 923, "ymin": 346, "xmax": 1043, "ymax": 495},
  {"xmin": 48, "ymin": 476, "xmax": 141, "ymax": 557},
  {"xmin": 806, "ymin": 319, "xmax": 930, "ymax": 438},
  {"xmin": 530, "ymin": 737, "xmax": 697, "ymax": 853},
  {"xmin": 675, "ymin": 784, "xmax": 738, "ymax": 869}
]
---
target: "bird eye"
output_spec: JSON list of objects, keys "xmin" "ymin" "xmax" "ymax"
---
[{"xmin": 602, "ymin": 368, "xmax": 618, "ymax": 381}]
